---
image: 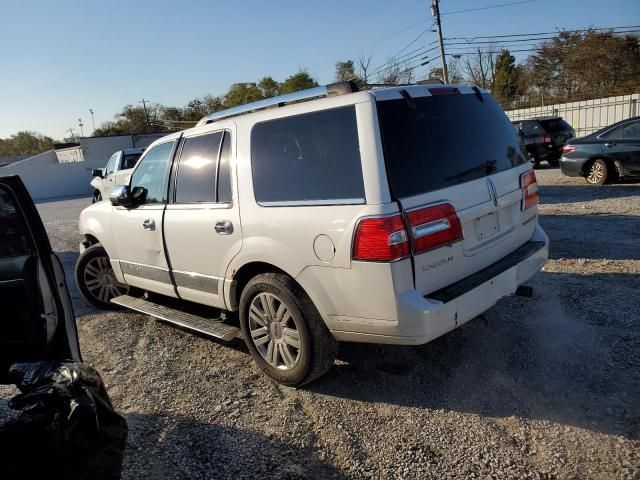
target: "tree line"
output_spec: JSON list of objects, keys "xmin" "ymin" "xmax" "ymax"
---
[{"xmin": 2, "ymin": 29, "xmax": 638, "ymax": 157}]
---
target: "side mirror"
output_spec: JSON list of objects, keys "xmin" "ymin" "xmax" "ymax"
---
[
  {"xmin": 91, "ymin": 169, "xmax": 104, "ymax": 178},
  {"xmin": 109, "ymin": 185, "xmax": 135, "ymax": 208}
]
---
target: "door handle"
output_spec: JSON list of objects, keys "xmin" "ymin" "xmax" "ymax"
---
[
  {"xmin": 605, "ymin": 142, "xmax": 617, "ymax": 147},
  {"xmin": 215, "ymin": 220, "xmax": 233, "ymax": 235},
  {"xmin": 142, "ymin": 218, "xmax": 155, "ymax": 231}
]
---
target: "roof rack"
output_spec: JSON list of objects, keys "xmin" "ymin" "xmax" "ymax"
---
[{"xmin": 196, "ymin": 81, "xmax": 359, "ymax": 126}]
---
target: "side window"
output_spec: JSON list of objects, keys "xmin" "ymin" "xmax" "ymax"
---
[
  {"xmin": 622, "ymin": 121, "xmax": 640, "ymax": 139},
  {"xmin": 105, "ymin": 153, "xmax": 118, "ymax": 176},
  {"xmin": 175, "ymin": 132, "xmax": 223, "ymax": 204},
  {"xmin": 251, "ymin": 106, "xmax": 365, "ymax": 205},
  {"xmin": 601, "ymin": 126, "xmax": 623, "ymax": 140},
  {"xmin": 0, "ymin": 187, "xmax": 32, "ymax": 257},
  {"xmin": 217, "ymin": 132, "xmax": 232, "ymax": 203},
  {"xmin": 130, "ymin": 141, "xmax": 175, "ymax": 205}
]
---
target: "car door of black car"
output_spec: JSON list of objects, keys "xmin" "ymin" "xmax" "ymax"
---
[{"xmin": 0, "ymin": 176, "xmax": 80, "ymax": 383}]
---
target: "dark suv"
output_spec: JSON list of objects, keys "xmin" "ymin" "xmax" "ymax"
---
[{"xmin": 512, "ymin": 117, "xmax": 575, "ymax": 168}]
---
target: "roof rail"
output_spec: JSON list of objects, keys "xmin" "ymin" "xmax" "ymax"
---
[{"xmin": 195, "ymin": 81, "xmax": 359, "ymax": 126}]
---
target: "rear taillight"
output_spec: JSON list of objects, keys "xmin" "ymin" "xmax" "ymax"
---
[
  {"xmin": 521, "ymin": 170, "xmax": 539, "ymax": 210},
  {"xmin": 542, "ymin": 133, "xmax": 552, "ymax": 143},
  {"xmin": 562, "ymin": 145, "xmax": 576, "ymax": 155},
  {"xmin": 352, "ymin": 204, "xmax": 463, "ymax": 262},
  {"xmin": 352, "ymin": 214, "xmax": 409, "ymax": 262},
  {"xmin": 407, "ymin": 203, "xmax": 463, "ymax": 254}
]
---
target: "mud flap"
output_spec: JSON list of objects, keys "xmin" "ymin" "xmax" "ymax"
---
[{"xmin": 0, "ymin": 361, "xmax": 127, "ymax": 479}]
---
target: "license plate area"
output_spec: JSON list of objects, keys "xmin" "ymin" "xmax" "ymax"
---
[{"xmin": 474, "ymin": 212, "xmax": 499, "ymax": 241}]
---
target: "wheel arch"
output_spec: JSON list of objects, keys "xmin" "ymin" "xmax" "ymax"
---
[
  {"xmin": 228, "ymin": 261, "xmax": 292, "ymax": 311},
  {"xmin": 581, "ymin": 155, "xmax": 617, "ymax": 178}
]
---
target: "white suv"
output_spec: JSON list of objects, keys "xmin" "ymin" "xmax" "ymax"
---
[{"xmin": 76, "ymin": 82, "xmax": 548, "ymax": 386}]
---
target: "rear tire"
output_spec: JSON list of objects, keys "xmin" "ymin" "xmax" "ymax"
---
[
  {"xmin": 76, "ymin": 244, "xmax": 129, "ymax": 309},
  {"xmin": 585, "ymin": 158, "xmax": 608, "ymax": 185},
  {"xmin": 547, "ymin": 157, "xmax": 560, "ymax": 167},
  {"xmin": 529, "ymin": 152, "xmax": 540, "ymax": 169},
  {"xmin": 239, "ymin": 273, "xmax": 338, "ymax": 387}
]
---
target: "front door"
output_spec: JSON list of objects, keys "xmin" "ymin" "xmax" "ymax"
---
[
  {"xmin": 0, "ymin": 176, "xmax": 79, "ymax": 383},
  {"xmin": 110, "ymin": 139, "xmax": 178, "ymax": 297},
  {"xmin": 102, "ymin": 152, "xmax": 120, "ymax": 198},
  {"xmin": 163, "ymin": 128, "xmax": 242, "ymax": 307}
]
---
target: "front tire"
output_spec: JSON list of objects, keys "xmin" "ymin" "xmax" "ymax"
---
[
  {"xmin": 585, "ymin": 159, "xmax": 608, "ymax": 185},
  {"xmin": 75, "ymin": 244, "xmax": 129, "ymax": 309},
  {"xmin": 239, "ymin": 273, "xmax": 338, "ymax": 387}
]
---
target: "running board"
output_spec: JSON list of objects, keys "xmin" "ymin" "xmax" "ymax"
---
[{"xmin": 111, "ymin": 295, "xmax": 239, "ymax": 341}]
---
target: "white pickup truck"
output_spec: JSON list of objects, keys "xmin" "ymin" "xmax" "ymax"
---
[{"xmin": 90, "ymin": 147, "xmax": 145, "ymax": 202}]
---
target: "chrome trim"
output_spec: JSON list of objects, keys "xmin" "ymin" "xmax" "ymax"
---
[
  {"xmin": 486, "ymin": 178, "xmax": 499, "ymax": 207},
  {"xmin": 166, "ymin": 202, "xmax": 232, "ymax": 211},
  {"xmin": 413, "ymin": 218, "xmax": 451, "ymax": 238},
  {"xmin": 120, "ymin": 261, "xmax": 171, "ymax": 284},
  {"xmin": 259, "ymin": 198, "xmax": 365, "ymax": 207},
  {"xmin": 173, "ymin": 270, "xmax": 219, "ymax": 293}
]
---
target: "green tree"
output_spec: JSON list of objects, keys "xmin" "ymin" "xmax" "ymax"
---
[
  {"xmin": 280, "ymin": 70, "xmax": 318, "ymax": 94},
  {"xmin": 224, "ymin": 82, "xmax": 264, "ymax": 108},
  {"xmin": 0, "ymin": 131, "xmax": 56, "ymax": 157},
  {"xmin": 258, "ymin": 76, "xmax": 281, "ymax": 98},
  {"xmin": 493, "ymin": 49, "xmax": 518, "ymax": 107}
]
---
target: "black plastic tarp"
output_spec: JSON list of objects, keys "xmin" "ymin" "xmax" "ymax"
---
[{"xmin": 0, "ymin": 361, "xmax": 127, "ymax": 479}]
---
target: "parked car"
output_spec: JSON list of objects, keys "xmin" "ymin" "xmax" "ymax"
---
[
  {"xmin": 75, "ymin": 82, "xmax": 549, "ymax": 386},
  {"xmin": 512, "ymin": 117, "xmax": 575, "ymax": 168},
  {"xmin": 90, "ymin": 147, "xmax": 145, "ymax": 202},
  {"xmin": 0, "ymin": 175, "xmax": 126, "ymax": 478},
  {"xmin": 560, "ymin": 116, "xmax": 640, "ymax": 185}
]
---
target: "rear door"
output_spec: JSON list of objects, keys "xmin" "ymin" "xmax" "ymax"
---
[
  {"xmin": 0, "ymin": 176, "xmax": 79, "ymax": 383},
  {"xmin": 163, "ymin": 128, "xmax": 242, "ymax": 307},
  {"xmin": 610, "ymin": 120, "xmax": 640, "ymax": 175},
  {"xmin": 375, "ymin": 87, "xmax": 535, "ymax": 295}
]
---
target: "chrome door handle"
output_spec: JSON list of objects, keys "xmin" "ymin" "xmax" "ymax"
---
[
  {"xmin": 142, "ymin": 219, "xmax": 155, "ymax": 231},
  {"xmin": 605, "ymin": 142, "xmax": 616, "ymax": 147},
  {"xmin": 215, "ymin": 220, "xmax": 233, "ymax": 235}
]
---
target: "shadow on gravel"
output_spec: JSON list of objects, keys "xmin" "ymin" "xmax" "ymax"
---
[
  {"xmin": 123, "ymin": 412, "xmax": 347, "ymax": 479},
  {"xmin": 539, "ymin": 214, "xmax": 640, "ymax": 260},
  {"xmin": 308, "ymin": 272, "xmax": 640, "ymax": 440},
  {"xmin": 539, "ymin": 183, "xmax": 640, "ymax": 204}
]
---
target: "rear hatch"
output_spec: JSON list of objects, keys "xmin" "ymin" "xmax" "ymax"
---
[
  {"xmin": 375, "ymin": 86, "xmax": 538, "ymax": 295},
  {"xmin": 539, "ymin": 117, "xmax": 575, "ymax": 147}
]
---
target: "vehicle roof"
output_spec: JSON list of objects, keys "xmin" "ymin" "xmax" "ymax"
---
[
  {"xmin": 122, "ymin": 147, "xmax": 145, "ymax": 155},
  {"xmin": 590, "ymin": 115, "xmax": 640, "ymax": 137}
]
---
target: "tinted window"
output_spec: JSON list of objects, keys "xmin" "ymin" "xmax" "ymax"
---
[
  {"xmin": 130, "ymin": 141, "xmax": 175, "ymax": 205},
  {"xmin": 539, "ymin": 118, "xmax": 572, "ymax": 132},
  {"xmin": 601, "ymin": 126, "xmax": 623, "ymax": 140},
  {"xmin": 175, "ymin": 132, "xmax": 223, "ymax": 204},
  {"xmin": 523, "ymin": 121, "xmax": 543, "ymax": 135},
  {"xmin": 217, "ymin": 132, "xmax": 232, "ymax": 203},
  {"xmin": 622, "ymin": 121, "xmax": 640, "ymax": 139},
  {"xmin": 122, "ymin": 153, "xmax": 143, "ymax": 169},
  {"xmin": 251, "ymin": 106, "xmax": 364, "ymax": 205},
  {"xmin": 0, "ymin": 187, "xmax": 32, "ymax": 257},
  {"xmin": 377, "ymin": 93, "xmax": 527, "ymax": 199}
]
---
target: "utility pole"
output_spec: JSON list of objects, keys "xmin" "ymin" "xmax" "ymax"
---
[
  {"xmin": 89, "ymin": 108, "xmax": 96, "ymax": 134},
  {"xmin": 78, "ymin": 118, "xmax": 84, "ymax": 137},
  {"xmin": 67, "ymin": 128, "xmax": 76, "ymax": 142},
  {"xmin": 431, "ymin": 0, "xmax": 449, "ymax": 83},
  {"xmin": 138, "ymin": 98, "xmax": 151, "ymax": 133}
]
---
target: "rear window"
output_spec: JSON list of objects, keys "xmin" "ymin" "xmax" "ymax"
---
[
  {"xmin": 251, "ymin": 106, "xmax": 365, "ymax": 205},
  {"xmin": 539, "ymin": 118, "xmax": 572, "ymax": 132},
  {"xmin": 122, "ymin": 153, "xmax": 143, "ymax": 169},
  {"xmin": 377, "ymin": 93, "xmax": 527, "ymax": 199}
]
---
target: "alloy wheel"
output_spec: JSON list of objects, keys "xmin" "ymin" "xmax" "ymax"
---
[
  {"xmin": 83, "ymin": 256, "xmax": 127, "ymax": 303},
  {"xmin": 248, "ymin": 292, "xmax": 301, "ymax": 370},
  {"xmin": 587, "ymin": 162, "xmax": 604, "ymax": 184}
]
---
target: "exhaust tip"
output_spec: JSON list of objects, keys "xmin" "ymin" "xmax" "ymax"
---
[{"xmin": 515, "ymin": 285, "xmax": 534, "ymax": 298}]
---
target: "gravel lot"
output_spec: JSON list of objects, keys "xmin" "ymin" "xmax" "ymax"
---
[{"xmin": 2, "ymin": 167, "xmax": 639, "ymax": 479}]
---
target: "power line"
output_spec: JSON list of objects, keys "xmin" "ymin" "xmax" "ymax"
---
[
  {"xmin": 444, "ymin": 24, "xmax": 640, "ymax": 41},
  {"xmin": 441, "ymin": 0, "xmax": 538, "ymax": 15},
  {"xmin": 390, "ymin": 23, "xmax": 435, "ymax": 59}
]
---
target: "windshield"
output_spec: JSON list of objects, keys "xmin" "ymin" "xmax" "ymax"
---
[
  {"xmin": 377, "ymin": 92, "xmax": 527, "ymax": 199},
  {"xmin": 122, "ymin": 153, "xmax": 143, "ymax": 169}
]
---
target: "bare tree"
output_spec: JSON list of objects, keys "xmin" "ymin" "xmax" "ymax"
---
[
  {"xmin": 462, "ymin": 46, "xmax": 499, "ymax": 90},
  {"xmin": 357, "ymin": 53, "xmax": 373, "ymax": 84},
  {"xmin": 379, "ymin": 59, "xmax": 413, "ymax": 85}
]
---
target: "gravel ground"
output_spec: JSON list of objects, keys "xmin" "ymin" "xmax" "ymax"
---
[{"xmin": 1, "ymin": 168, "xmax": 639, "ymax": 479}]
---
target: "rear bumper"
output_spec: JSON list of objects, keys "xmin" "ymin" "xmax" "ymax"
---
[
  {"xmin": 331, "ymin": 225, "xmax": 549, "ymax": 345},
  {"xmin": 559, "ymin": 157, "xmax": 585, "ymax": 177}
]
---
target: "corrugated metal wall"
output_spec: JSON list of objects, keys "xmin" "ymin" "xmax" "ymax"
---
[{"xmin": 506, "ymin": 94, "xmax": 639, "ymax": 136}]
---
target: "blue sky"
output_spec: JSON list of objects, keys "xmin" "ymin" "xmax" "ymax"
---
[{"xmin": 0, "ymin": 0, "xmax": 638, "ymax": 139}]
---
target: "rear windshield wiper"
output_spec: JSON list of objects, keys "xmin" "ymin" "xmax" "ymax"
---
[{"xmin": 445, "ymin": 160, "xmax": 497, "ymax": 182}]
